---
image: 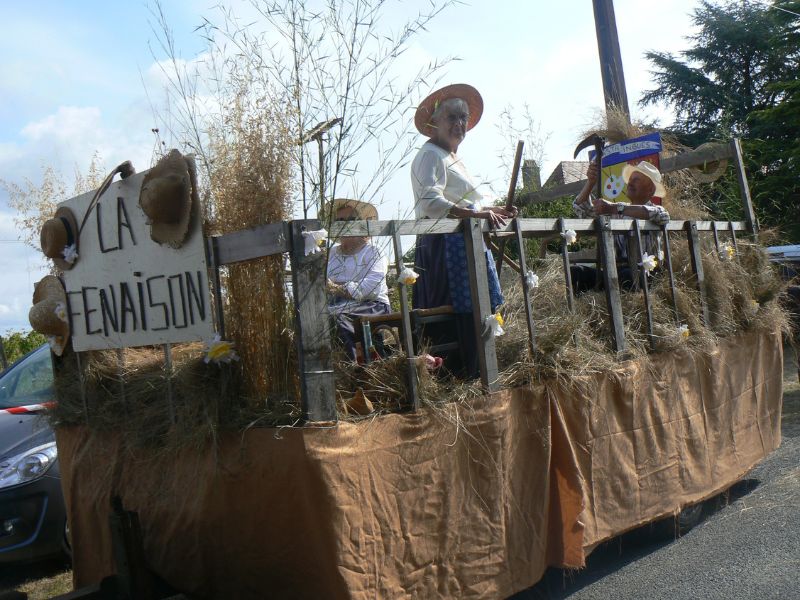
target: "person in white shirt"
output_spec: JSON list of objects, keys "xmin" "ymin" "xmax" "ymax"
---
[
  {"xmin": 327, "ymin": 198, "xmax": 391, "ymax": 360},
  {"xmin": 410, "ymin": 84, "xmax": 517, "ymax": 378},
  {"xmin": 571, "ymin": 159, "xmax": 670, "ymax": 291}
]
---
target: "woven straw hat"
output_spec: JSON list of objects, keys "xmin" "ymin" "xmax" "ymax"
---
[
  {"xmin": 689, "ymin": 143, "xmax": 729, "ymax": 183},
  {"xmin": 622, "ymin": 161, "xmax": 667, "ymax": 198},
  {"xmin": 28, "ymin": 276, "xmax": 69, "ymax": 356},
  {"xmin": 139, "ymin": 149, "xmax": 194, "ymax": 247},
  {"xmin": 414, "ymin": 84, "xmax": 483, "ymax": 137},
  {"xmin": 40, "ymin": 206, "xmax": 80, "ymax": 271},
  {"xmin": 331, "ymin": 198, "xmax": 378, "ymax": 221}
]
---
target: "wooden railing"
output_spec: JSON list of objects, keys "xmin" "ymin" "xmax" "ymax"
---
[{"xmin": 198, "ymin": 137, "xmax": 759, "ymax": 422}]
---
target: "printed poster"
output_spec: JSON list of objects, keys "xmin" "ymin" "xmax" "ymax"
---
[{"xmin": 589, "ymin": 132, "xmax": 663, "ymax": 205}]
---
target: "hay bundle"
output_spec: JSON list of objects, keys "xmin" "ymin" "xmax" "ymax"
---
[{"xmin": 206, "ymin": 89, "xmax": 297, "ymax": 405}]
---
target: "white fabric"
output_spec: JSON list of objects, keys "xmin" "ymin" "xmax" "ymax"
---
[
  {"xmin": 410, "ymin": 141, "xmax": 484, "ymax": 219},
  {"xmin": 327, "ymin": 243, "xmax": 390, "ymax": 309}
]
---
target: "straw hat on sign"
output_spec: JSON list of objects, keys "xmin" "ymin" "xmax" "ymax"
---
[
  {"xmin": 331, "ymin": 198, "xmax": 379, "ymax": 221},
  {"xmin": 28, "ymin": 276, "xmax": 70, "ymax": 356},
  {"xmin": 40, "ymin": 206, "xmax": 80, "ymax": 271},
  {"xmin": 622, "ymin": 161, "xmax": 667, "ymax": 198},
  {"xmin": 414, "ymin": 84, "xmax": 484, "ymax": 137},
  {"xmin": 139, "ymin": 149, "xmax": 194, "ymax": 248}
]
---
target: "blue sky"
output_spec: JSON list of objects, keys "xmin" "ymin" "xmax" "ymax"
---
[{"xmin": 0, "ymin": 0, "xmax": 700, "ymax": 331}]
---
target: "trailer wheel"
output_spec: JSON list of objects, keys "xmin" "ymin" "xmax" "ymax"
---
[{"xmin": 650, "ymin": 501, "xmax": 704, "ymax": 540}]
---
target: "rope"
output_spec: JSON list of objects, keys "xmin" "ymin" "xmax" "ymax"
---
[{"xmin": 77, "ymin": 161, "xmax": 136, "ymax": 237}]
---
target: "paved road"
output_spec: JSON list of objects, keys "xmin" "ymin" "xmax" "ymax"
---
[{"xmin": 517, "ymin": 346, "xmax": 800, "ymax": 600}]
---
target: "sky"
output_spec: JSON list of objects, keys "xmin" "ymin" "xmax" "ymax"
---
[{"xmin": 0, "ymin": 0, "xmax": 703, "ymax": 332}]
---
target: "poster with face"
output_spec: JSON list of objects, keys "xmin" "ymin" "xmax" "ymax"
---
[{"xmin": 590, "ymin": 132, "xmax": 663, "ymax": 205}]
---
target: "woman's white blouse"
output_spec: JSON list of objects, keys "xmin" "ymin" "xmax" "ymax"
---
[
  {"xmin": 410, "ymin": 141, "xmax": 484, "ymax": 219},
  {"xmin": 327, "ymin": 242, "xmax": 390, "ymax": 307}
]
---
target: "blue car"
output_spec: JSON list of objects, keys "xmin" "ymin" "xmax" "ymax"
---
[{"xmin": 0, "ymin": 345, "xmax": 68, "ymax": 563}]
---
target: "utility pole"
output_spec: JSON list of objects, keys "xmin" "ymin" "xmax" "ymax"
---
[{"xmin": 592, "ymin": 0, "xmax": 630, "ymax": 120}]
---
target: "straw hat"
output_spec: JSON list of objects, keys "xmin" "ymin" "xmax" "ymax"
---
[
  {"xmin": 28, "ymin": 276, "xmax": 70, "ymax": 356},
  {"xmin": 40, "ymin": 206, "xmax": 80, "ymax": 271},
  {"xmin": 622, "ymin": 161, "xmax": 667, "ymax": 198},
  {"xmin": 331, "ymin": 198, "xmax": 379, "ymax": 221},
  {"xmin": 689, "ymin": 143, "xmax": 728, "ymax": 183},
  {"xmin": 414, "ymin": 84, "xmax": 483, "ymax": 137},
  {"xmin": 139, "ymin": 149, "xmax": 193, "ymax": 247}
]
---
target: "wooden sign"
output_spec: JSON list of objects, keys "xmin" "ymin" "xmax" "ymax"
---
[{"xmin": 59, "ymin": 165, "xmax": 214, "ymax": 351}]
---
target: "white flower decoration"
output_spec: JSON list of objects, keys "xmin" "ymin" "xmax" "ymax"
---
[
  {"xmin": 560, "ymin": 229, "xmax": 578, "ymax": 246},
  {"xmin": 46, "ymin": 335, "xmax": 60, "ymax": 352},
  {"xmin": 204, "ymin": 334, "xmax": 240, "ymax": 364},
  {"xmin": 640, "ymin": 253, "xmax": 658, "ymax": 273},
  {"xmin": 301, "ymin": 229, "xmax": 328, "ymax": 256},
  {"xmin": 678, "ymin": 324, "xmax": 690, "ymax": 340},
  {"xmin": 398, "ymin": 267, "xmax": 419, "ymax": 285},
  {"xmin": 720, "ymin": 242, "xmax": 735, "ymax": 261},
  {"xmin": 484, "ymin": 313, "xmax": 505, "ymax": 337},
  {"xmin": 54, "ymin": 302, "xmax": 68, "ymax": 323},
  {"xmin": 62, "ymin": 244, "xmax": 78, "ymax": 264},
  {"xmin": 525, "ymin": 271, "xmax": 540, "ymax": 290}
]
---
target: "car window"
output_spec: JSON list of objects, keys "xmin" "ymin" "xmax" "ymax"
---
[{"xmin": 0, "ymin": 346, "xmax": 54, "ymax": 408}]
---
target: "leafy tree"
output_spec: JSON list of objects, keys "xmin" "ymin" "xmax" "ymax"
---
[
  {"xmin": 1, "ymin": 330, "xmax": 47, "ymax": 369},
  {"xmin": 641, "ymin": 0, "xmax": 800, "ymax": 240}
]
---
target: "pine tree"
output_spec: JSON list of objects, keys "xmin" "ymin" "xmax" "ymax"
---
[{"xmin": 641, "ymin": 1, "xmax": 800, "ymax": 239}]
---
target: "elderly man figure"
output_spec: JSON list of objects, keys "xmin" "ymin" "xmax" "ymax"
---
[
  {"xmin": 571, "ymin": 159, "xmax": 670, "ymax": 291},
  {"xmin": 327, "ymin": 199, "xmax": 391, "ymax": 361}
]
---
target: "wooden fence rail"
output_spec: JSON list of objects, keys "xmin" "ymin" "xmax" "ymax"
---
[{"xmin": 195, "ymin": 215, "xmax": 751, "ymax": 420}]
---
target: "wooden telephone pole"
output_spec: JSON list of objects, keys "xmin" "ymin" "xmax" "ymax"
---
[{"xmin": 592, "ymin": 0, "xmax": 630, "ymax": 120}]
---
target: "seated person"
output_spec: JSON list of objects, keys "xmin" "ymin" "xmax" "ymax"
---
[
  {"xmin": 327, "ymin": 198, "xmax": 391, "ymax": 361},
  {"xmin": 571, "ymin": 160, "xmax": 670, "ymax": 291}
]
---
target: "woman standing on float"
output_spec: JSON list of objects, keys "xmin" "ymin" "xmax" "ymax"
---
[{"xmin": 410, "ymin": 84, "xmax": 517, "ymax": 378}]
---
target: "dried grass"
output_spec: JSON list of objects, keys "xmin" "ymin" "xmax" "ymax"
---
[{"xmin": 205, "ymin": 88, "xmax": 298, "ymax": 405}]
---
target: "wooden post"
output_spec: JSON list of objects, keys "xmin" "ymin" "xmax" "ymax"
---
[
  {"xmin": 514, "ymin": 218, "xmax": 538, "ymax": 354},
  {"xmin": 633, "ymin": 220, "xmax": 655, "ymax": 350},
  {"xmin": 391, "ymin": 227, "xmax": 419, "ymax": 411},
  {"xmin": 728, "ymin": 221, "xmax": 739, "ymax": 254},
  {"xmin": 661, "ymin": 224, "xmax": 680, "ymax": 325},
  {"xmin": 730, "ymin": 138, "xmax": 758, "ymax": 236},
  {"xmin": 495, "ymin": 140, "xmax": 525, "ymax": 275},
  {"xmin": 592, "ymin": 0, "xmax": 631, "ymax": 118},
  {"xmin": 686, "ymin": 221, "xmax": 710, "ymax": 327},
  {"xmin": 558, "ymin": 217, "xmax": 575, "ymax": 312},
  {"xmin": 463, "ymin": 218, "xmax": 500, "ymax": 392},
  {"xmin": 75, "ymin": 351, "xmax": 89, "ymax": 425},
  {"xmin": 205, "ymin": 237, "xmax": 226, "ymax": 340},
  {"xmin": 289, "ymin": 220, "xmax": 337, "ymax": 422},
  {"xmin": 711, "ymin": 221, "xmax": 721, "ymax": 254},
  {"xmin": 597, "ymin": 217, "xmax": 626, "ymax": 355}
]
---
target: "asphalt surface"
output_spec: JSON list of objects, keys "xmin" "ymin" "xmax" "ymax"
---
[{"xmin": 516, "ymin": 346, "xmax": 800, "ymax": 600}]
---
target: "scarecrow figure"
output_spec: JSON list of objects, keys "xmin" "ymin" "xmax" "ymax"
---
[{"xmin": 326, "ymin": 198, "xmax": 391, "ymax": 361}]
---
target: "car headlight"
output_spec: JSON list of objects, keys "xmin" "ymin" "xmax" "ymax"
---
[{"xmin": 0, "ymin": 442, "xmax": 58, "ymax": 490}]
